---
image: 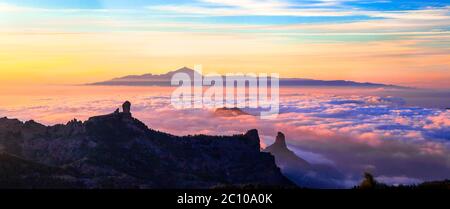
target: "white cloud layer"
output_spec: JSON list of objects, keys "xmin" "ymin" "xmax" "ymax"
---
[{"xmin": 1, "ymin": 87, "xmax": 449, "ymax": 187}]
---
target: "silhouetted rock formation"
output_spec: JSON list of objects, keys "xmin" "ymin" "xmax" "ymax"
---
[
  {"xmin": 265, "ymin": 133, "xmax": 292, "ymax": 155},
  {"xmin": 264, "ymin": 132, "xmax": 311, "ymax": 176},
  {"xmin": 264, "ymin": 132, "xmax": 346, "ymax": 188},
  {"xmin": 274, "ymin": 132, "xmax": 287, "ymax": 148},
  {"xmin": 214, "ymin": 107, "xmax": 252, "ymax": 117},
  {"xmin": 0, "ymin": 102, "xmax": 293, "ymax": 189},
  {"xmin": 122, "ymin": 101, "xmax": 131, "ymax": 114}
]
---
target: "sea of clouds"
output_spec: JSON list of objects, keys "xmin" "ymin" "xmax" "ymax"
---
[{"xmin": 0, "ymin": 88, "xmax": 449, "ymax": 187}]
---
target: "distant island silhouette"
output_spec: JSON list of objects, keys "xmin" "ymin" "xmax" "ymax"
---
[{"xmin": 89, "ymin": 67, "xmax": 408, "ymax": 89}]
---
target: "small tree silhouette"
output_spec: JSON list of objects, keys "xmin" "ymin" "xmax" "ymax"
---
[{"xmin": 359, "ymin": 172, "xmax": 378, "ymax": 189}]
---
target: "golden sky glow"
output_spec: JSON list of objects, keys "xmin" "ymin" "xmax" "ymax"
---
[
  {"xmin": 1, "ymin": 31, "xmax": 449, "ymax": 88},
  {"xmin": 0, "ymin": 1, "xmax": 449, "ymax": 88}
]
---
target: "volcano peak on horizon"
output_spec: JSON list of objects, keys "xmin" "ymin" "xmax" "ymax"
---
[{"xmin": 89, "ymin": 67, "xmax": 408, "ymax": 89}]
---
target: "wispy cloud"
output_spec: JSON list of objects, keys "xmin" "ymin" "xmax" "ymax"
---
[
  {"xmin": 0, "ymin": 1, "xmax": 449, "ymax": 88},
  {"xmin": 0, "ymin": 2, "xmax": 131, "ymax": 13},
  {"xmin": 146, "ymin": 0, "xmax": 450, "ymax": 21},
  {"xmin": 147, "ymin": 0, "xmax": 360, "ymax": 17},
  {"xmin": 200, "ymin": 0, "xmax": 294, "ymax": 8}
]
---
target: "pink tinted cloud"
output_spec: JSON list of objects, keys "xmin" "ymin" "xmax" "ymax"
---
[{"xmin": 1, "ymin": 90, "xmax": 450, "ymax": 186}]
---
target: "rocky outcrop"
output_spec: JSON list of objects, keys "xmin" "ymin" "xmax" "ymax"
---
[
  {"xmin": 0, "ymin": 102, "xmax": 293, "ymax": 189},
  {"xmin": 264, "ymin": 132, "xmax": 346, "ymax": 188},
  {"xmin": 122, "ymin": 101, "xmax": 131, "ymax": 114},
  {"xmin": 214, "ymin": 107, "xmax": 252, "ymax": 117},
  {"xmin": 264, "ymin": 132, "xmax": 310, "ymax": 170}
]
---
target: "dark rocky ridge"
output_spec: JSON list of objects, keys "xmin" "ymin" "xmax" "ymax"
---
[
  {"xmin": 0, "ymin": 102, "xmax": 293, "ymax": 189},
  {"xmin": 264, "ymin": 133, "xmax": 346, "ymax": 188},
  {"xmin": 264, "ymin": 132, "xmax": 310, "ymax": 170}
]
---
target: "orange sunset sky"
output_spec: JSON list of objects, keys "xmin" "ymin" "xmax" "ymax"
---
[{"xmin": 0, "ymin": 0, "xmax": 449, "ymax": 88}]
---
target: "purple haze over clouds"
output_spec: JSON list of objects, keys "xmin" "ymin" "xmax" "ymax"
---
[{"xmin": 0, "ymin": 86, "xmax": 449, "ymax": 187}]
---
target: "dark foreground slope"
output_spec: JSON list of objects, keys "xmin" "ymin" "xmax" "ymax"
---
[
  {"xmin": 0, "ymin": 102, "xmax": 293, "ymax": 189},
  {"xmin": 264, "ymin": 132, "xmax": 346, "ymax": 188}
]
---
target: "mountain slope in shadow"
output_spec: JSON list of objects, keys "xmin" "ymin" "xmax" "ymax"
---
[
  {"xmin": 264, "ymin": 132, "xmax": 346, "ymax": 188},
  {"xmin": 264, "ymin": 132, "xmax": 311, "ymax": 170},
  {"xmin": 0, "ymin": 153, "xmax": 83, "ymax": 189},
  {"xmin": 0, "ymin": 102, "xmax": 294, "ymax": 189}
]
